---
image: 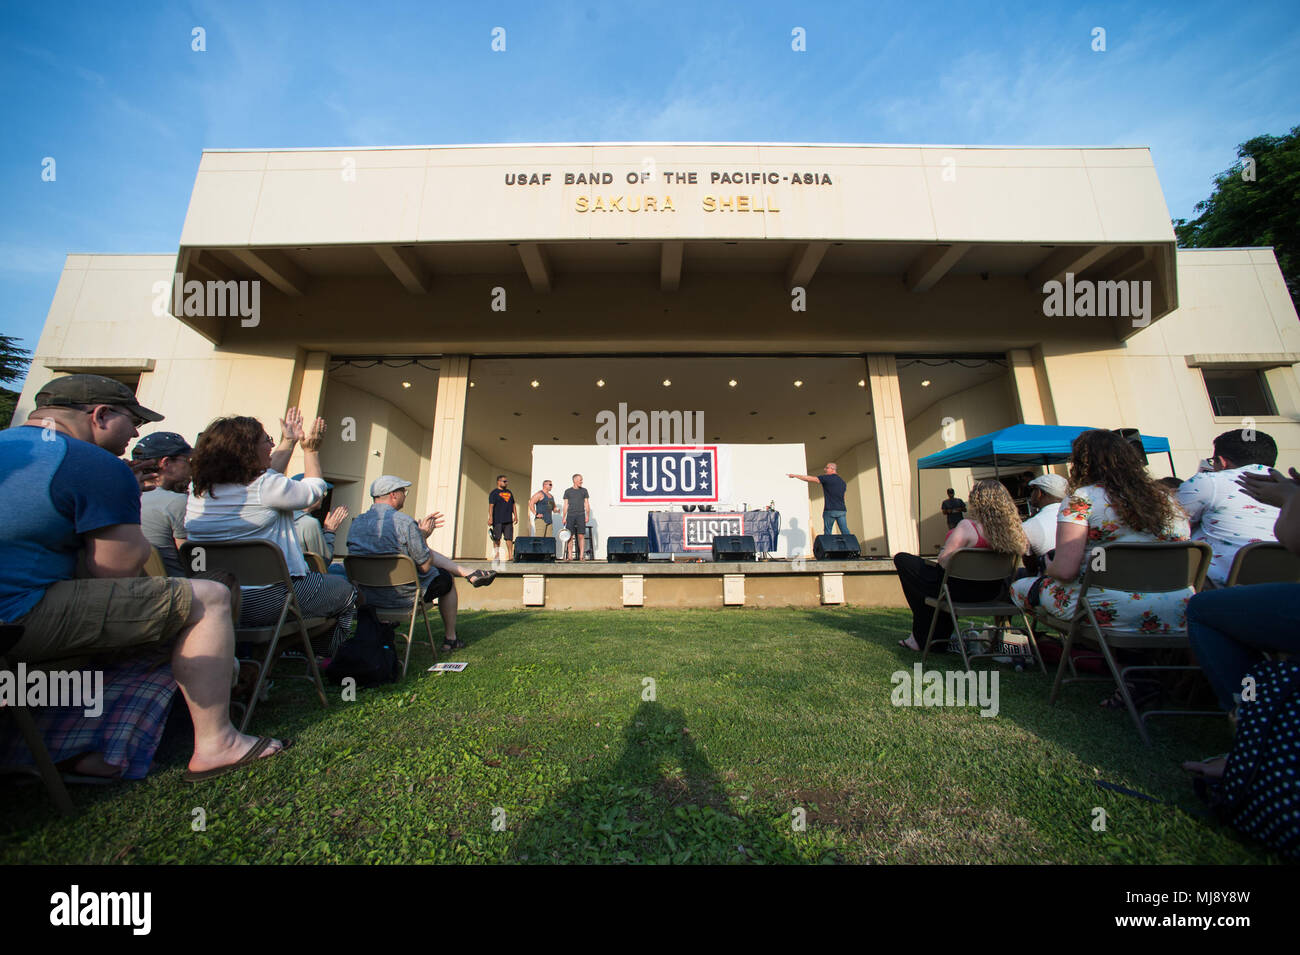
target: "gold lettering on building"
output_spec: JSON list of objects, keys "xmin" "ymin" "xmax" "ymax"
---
[
  {"xmin": 573, "ymin": 195, "xmax": 678, "ymax": 212},
  {"xmin": 702, "ymin": 195, "xmax": 780, "ymax": 212}
]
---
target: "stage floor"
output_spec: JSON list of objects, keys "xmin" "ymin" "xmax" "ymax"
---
[{"xmin": 454, "ymin": 558, "xmax": 905, "ymax": 610}]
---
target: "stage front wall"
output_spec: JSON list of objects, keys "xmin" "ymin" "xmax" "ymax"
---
[{"xmin": 530, "ymin": 444, "xmax": 812, "ymax": 558}]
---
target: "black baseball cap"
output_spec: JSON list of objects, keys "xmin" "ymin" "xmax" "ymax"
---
[
  {"xmin": 35, "ymin": 374, "xmax": 163, "ymax": 423},
  {"xmin": 131, "ymin": 431, "xmax": 193, "ymax": 461}
]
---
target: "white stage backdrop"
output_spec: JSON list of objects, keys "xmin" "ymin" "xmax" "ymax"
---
[{"xmin": 530, "ymin": 444, "xmax": 812, "ymax": 558}]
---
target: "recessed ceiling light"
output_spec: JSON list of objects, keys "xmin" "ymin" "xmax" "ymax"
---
[
  {"xmin": 793, "ymin": 380, "xmax": 803, "ymax": 388},
  {"xmin": 499, "ymin": 436, "xmax": 507, "ymax": 441},
  {"xmin": 469, "ymin": 381, "xmax": 476, "ymax": 388},
  {"xmin": 530, "ymin": 380, "xmax": 540, "ymax": 388},
  {"xmin": 767, "ymin": 436, "xmax": 774, "ymax": 440},
  {"xmin": 820, "ymin": 435, "xmax": 827, "ymax": 440},
  {"xmin": 749, "ymin": 411, "xmax": 758, "ymax": 416},
  {"xmin": 662, "ymin": 379, "xmax": 671, "ymax": 387},
  {"xmin": 857, "ymin": 379, "xmax": 865, "ymax": 387},
  {"xmin": 512, "ymin": 411, "xmax": 522, "ymax": 416},
  {"xmin": 921, "ymin": 379, "xmax": 932, "ymax": 387},
  {"xmin": 728, "ymin": 379, "xmax": 737, "ymax": 387},
  {"xmin": 596, "ymin": 379, "xmax": 605, "ymax": 387},
  {"xmin": 401, "ymin": 381, "xmax": 411, "ymax": 388}
]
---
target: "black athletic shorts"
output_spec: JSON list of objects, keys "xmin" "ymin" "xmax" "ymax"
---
[
  {"xmin": 565, "ymin": 515, "xmax": 587, "ymax": 535},
  {"xmin": 490, "ymin": 521, "xmax": 515, "ymax": 542},
  {"xmin": 423, "ymin": 569, "xmax": 455, "ymax": 602}
]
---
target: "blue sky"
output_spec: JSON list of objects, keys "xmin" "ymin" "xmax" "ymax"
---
[{"xmin": 2, "ymin": 0, "xmax": 1297, "ymax": 365}]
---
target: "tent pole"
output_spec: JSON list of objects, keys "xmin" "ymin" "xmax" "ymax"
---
[{"xmin": 1167, "ymin": 450, "xmax": 1176, "ymax": 479}]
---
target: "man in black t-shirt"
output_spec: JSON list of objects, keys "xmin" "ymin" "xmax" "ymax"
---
[
  {"xmin": 941, "ymin": 488, "xmax": 966, "ymax": 529},
  {"xmin": 487, "ymin": 474, "xmax": 518, "ymax": 560},
  {"xmin": 561, "ymin": 474, "xmax": 591, "ymax": 560},
  {"xmin": 788, "ymin": 462, "xmax": 851, "ymax": 536}
]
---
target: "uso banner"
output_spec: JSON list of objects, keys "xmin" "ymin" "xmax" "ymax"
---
[{"xmin": 613, "ymin": 445, "xmax": 730, "ymax": 505}]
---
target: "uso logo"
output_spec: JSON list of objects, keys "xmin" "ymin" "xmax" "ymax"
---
[{"xmin": 619, "ymin": 446, "xmax": 719, "ymax": 503}]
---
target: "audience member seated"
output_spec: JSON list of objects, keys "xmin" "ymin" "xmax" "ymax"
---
[
  {"xmin": 1157, "ymin": 476, "xmax": 1184, "ymax": 497},
  {"xmin": 1177, "ymin": 429, "xmax": 1280, "ymax": 587},
  {"xmin": 0, "ymin": 374, "xmax": 284, "ymax": 782},
  {"xmin": 185, "ymin": 413, "xmax": 357, "ymax": 656},
  {"xmin": 346, "ymin": 475, "xmax": 496, "ymax": 653},
  {"xmin": 290, "ymin": 474, "xmax": 348, "ymax": 564},
  {"xmin": 1021, "ymin": 473, "xmax": 1067, "ymax": 572},
  {"xmin": 1185, "ymin": 466, "xmax": 1300, "ymax": 734},
  {"xmin": 895, "ymin": 479, "xmax": 1028, "ymax": 653},
  {"xmin": 1010, "ymin": 429, "xmax": 1192, "ymax": 634},
  {"xmin": 130, "ymin": 431, "xmax": 193, "ymax": 577}
]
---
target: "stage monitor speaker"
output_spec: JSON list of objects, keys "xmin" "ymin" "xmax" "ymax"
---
[
  {"xmin": 711, "ymin": 535, "xmax": 757, "ymax": 562},
  {"xmin": 606, "ymin": 536, "xmax": 650, "ymax": 562},
  {"xmin": 1112, "ymin": 427, "xmax": 1147, "ymax": 464},
  {"xmin": 814, "ymin": 533, "xmax": 861, "ymax": 560},
  {"xmin": 513, "ymin": 537, "xmax": 556, "ymax": 562}
]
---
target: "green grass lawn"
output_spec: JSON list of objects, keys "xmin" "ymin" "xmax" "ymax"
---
[{"xmin": 0, "ymin": 608, "xmax": 1271, "ymax": 864}]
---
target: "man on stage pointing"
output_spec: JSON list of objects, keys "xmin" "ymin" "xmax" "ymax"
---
[{"xmin": 788, "ymin": 462, "xmax": 850, "ymax": 536}]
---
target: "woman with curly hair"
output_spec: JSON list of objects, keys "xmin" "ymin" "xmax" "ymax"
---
[
  {"xmin": 1009, "ymin": 429, "xmax": 1191, "ymax": 634},
  {"xmin": 185, "ymin": 412, "xmax": 356, "ymax": 655},
  {"xmin": 895, "ymin": 479, "xmax": 1028, "ymax": 652}
]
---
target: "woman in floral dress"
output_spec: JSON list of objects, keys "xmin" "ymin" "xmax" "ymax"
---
[{"xmin": 1011, "ymin": 429, "xmax": 1193, "ymax": 632}]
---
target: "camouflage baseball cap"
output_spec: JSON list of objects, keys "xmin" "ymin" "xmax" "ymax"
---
[{"xmin": 35, "ymin": 374, "xmax": 163, "ymax": 423}]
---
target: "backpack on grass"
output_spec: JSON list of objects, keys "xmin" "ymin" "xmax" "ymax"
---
[
  {"xmin": 324, "ymin": 604, "xmax": 400, "ymax": 688},
  {"xmin": 1211, "ymin": 659, "xmax": 1300, "ymax": 861}
]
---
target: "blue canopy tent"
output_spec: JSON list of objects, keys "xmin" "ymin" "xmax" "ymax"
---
[{"xmin": 915, "ymin": 424, "xmax": 1174, "ymax": 532}]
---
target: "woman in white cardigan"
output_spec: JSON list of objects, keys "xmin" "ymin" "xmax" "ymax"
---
[{"xmin": 186, "ymin": 412, "xmax": 356, "ymax": 655}]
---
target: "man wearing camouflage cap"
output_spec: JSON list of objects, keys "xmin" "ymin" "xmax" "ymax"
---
[{"xmin": 0, "ymin": 375, "xmax": 287, "ymax": 780}]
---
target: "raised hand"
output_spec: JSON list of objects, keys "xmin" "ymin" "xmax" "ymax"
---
[
  {"xmin": 323, "ymin": 505, "xmax": 349, "ymax": 532},
  {"xmin": 279, "ymin": 407, "xmax": 305, "ymax": 444},
  {"xmin": 300, "ymin": 416, "xmax": 326, "ymax": 451},
  {"xmin": 1237, "ymin": 468, "xmax": 1300, "ymax": 509}
]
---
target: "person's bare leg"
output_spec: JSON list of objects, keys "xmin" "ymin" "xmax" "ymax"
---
[
  {"xmin": 576, "ymin": 534, "xmax": 585, "ymax": 560},
  {"xmin": 505, "ymin": 538, "xmax": 514, "ymax": 560},
  {"xmin": 438, "ymin": 582, "xmax": 459, "ymax": 644},
  {"xmin": 171, "ymin": 579, "xmax": 283, "ymax": 773}
]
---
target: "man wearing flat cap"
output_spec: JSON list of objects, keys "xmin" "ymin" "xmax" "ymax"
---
[
  {"xmin": 131, "ymin": 431, "xmax": 194, "ymax": 577},
  {"xmin": 1021, "ymin": 473, "xmax": 1069, "ymax": 560},
  {"xmin": 346, "ymin": 475, "xmax": 496, "ymax": 653},
  {"xmin": 0, "ymin": 375, "xmax": 287, "ymax": 780}
]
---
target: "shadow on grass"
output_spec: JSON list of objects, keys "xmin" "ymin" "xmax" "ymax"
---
[{"xmin": 508, "ymin": 700, "xmax": 825, "ymax": 864}]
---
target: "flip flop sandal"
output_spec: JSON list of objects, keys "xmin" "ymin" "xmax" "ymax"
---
[
  {"xmin": 441, "ymin": 639, "xmax": 466, "ymax": 652},
  {"xmin": 183, "ymin": 736, "xmax": 291, "ymax": 783},
  {"xmin": 1182, "ymin": 754, "xmax": 1228, "ymax": 779},
  {"xmin": 466, "ymin": 570, "xmax": 497, "ymax": 588}
]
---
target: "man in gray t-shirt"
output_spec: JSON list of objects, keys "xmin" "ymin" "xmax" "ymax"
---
[
  {"xmin": 130, "ymin": 431, "xmax": 193, "ymax": 576},
  {"xmin": 561, "ymin": 474, "xmax": 591, "ymax": 560}
]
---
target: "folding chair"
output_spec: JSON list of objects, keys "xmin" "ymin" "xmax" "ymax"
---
[
  {"xmin": 343, "ymin": 554, "xmax": 439, "ymax": 677},
  {"xmin": 180, "ymin": 540, "xmax": 331, "ymax": 732},
  {"xmin": 0, "ymin": 624, "xmax": 74, "ymax": 814},
  {"xmin": 1044, "ymin": 541, "xmax": 1215, "ymax": 746},
  {"xmin": 303, "ymin": 551, "xmax": 329, "ymax": 574},
  {"xmin": 1224, "ymin": 541, "xmax": 1300, "ymax": 587},
  {"xmin": 920, "ymin": 549, "xmax": 1045, "ymax": 673}
]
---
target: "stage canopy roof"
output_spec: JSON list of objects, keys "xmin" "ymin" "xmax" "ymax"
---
[{"xmin": 917, "ymin": 423, "xmax": 1171, "ymax": 470}]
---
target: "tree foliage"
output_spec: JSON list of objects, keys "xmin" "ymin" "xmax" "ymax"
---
[
  {"xmin": 0, "ymin": 334, "xmax": 32, "ymax": 427},
  {"xmin": 1174, "ymin": 125, "xmax": 1300, "ymax": 312}
]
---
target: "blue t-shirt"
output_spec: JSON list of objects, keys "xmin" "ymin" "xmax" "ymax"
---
[
  {"xmin": 817, "ymin": 473, "xmax": 847, "ymax": 512},
  {"xmin": 0, "ymin": 427, "xmax": 141, "ymax": 621}
]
